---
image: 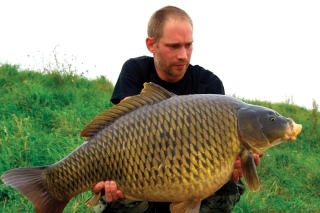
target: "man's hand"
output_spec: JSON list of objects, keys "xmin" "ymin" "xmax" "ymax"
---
[
  {"xmin": 92, "ymin": 181, "xmax": 125, "ymax": 202},
  {"xmin": 232, "ymin": 153, "xmax": 261, "ymax": 182}
]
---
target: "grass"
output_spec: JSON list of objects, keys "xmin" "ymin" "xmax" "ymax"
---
[
  {"xmin": 0, "ymin": 63, "xmax": 113, "ymax": 212},
  {"xmin": 0, "ymin": 63, "xmax": 320, "ymax": 212}
]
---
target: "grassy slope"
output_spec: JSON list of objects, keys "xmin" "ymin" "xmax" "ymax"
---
[
  {"xmin": 234, "ymin": 101, "xmax": 320, "ymax": 212},
  {"xmin": 0, "ymin": 64, "xmax": 319, "ymax": 212},
  {"xmin": 0, "ymin": 64, "xmax": 114, "ymax": 212}
]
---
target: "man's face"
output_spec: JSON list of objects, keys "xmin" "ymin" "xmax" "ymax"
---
[{"xmin": 150, "ymin": 19, "xmax": 193, "ymax": 82}]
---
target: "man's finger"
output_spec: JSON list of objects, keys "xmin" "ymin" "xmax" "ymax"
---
[
  {"xmin": 110, "ymin": 181, "xmax": 119, "ymax": 200},
  {"xmin": 105, "ymin": 181, "xmax": 119, "ymax": 202},
  {"xmin": 232, "ymin": 169, "xmax": 240, "ymax": 182},
  {"xmin": 234, "ymin": 157, "xmax": 241, "ymax": 169},
  {"xmin": 116, "ymin": 190, "xmax": 126, "ymax": 199},
  {"xmin": 92, "ymin": 181, "xmax": 105, "ymax": 194},
  {"xmin": 253, "ymin": 154, "xmax": 261, "ymax": 166}
]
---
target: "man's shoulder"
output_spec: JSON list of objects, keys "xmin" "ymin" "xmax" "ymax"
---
[
  {"xmin": 122, "ymin": 56, "xmax": 155, "ymax": 76},
  {"xmin": 187, "ymin": 64, "xmax": 224, "ymax": 94},
  {"xmin": 187, "ymin": 64, "xmax": 217, "ymax": 79},
  {"xmin": 126, "ymin": 55, "xmax": 153, "ymax": 64}
]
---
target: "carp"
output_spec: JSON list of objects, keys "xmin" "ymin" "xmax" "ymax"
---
[{"xmin": 1, "ymin": 82, "xmax": 302, "ymax": 213}]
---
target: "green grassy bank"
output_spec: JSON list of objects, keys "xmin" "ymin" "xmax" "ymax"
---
[{"xmin": 0, "ymin": 64, "xmax": 319, "ymax": 212}]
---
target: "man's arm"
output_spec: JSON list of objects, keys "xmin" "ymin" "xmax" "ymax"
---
[{"xmin": 110, "ymin": 58, "xmax": 148, "ymax": 104}]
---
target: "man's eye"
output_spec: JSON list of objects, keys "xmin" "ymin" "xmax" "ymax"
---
[{"xmin": 170, "ymin": 45, "xmax": 179, "ymax": 49}]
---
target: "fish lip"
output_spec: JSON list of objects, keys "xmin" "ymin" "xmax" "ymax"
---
[
  {"xmin": 283, "ymin": 120, "xmax": 302, "ymax": 141},
  {"xmin": 269, "ymin": 121, "xmax": 302, "ymax": 148}
]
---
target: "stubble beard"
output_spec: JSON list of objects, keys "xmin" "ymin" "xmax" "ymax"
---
[
  {"xmin": 154, "ymin": 56, "xmax": 175, "ymax": 76},
  {"xmin": 154, "ymin": 56, "xmax": 189, "ymax": 77}
]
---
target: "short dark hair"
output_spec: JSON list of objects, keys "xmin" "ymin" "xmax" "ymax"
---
[{"xmin": 147, "ymin": 6, "xmax": 193, "ymax": 42}]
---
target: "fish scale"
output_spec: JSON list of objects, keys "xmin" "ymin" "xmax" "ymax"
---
[{"xmin": 1, "ymin": 82, "xmax": 302, "ymax": 213}]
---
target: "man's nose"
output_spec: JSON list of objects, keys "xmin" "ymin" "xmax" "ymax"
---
[{"xmin": 177, "ymin": 47, "xmax": 188, "ymax": 60}]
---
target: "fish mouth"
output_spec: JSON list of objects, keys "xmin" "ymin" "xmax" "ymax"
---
[
  {"xmin": 248, "ymin": 119, "xmax": 302, "ymax": 152},
  {"xmin": 267, "ymin": 119, "xmax": 302, "ymax": 149},
  {"xmin": 283, "ymin": 119, "xmax": 302, "ymax": 141}
]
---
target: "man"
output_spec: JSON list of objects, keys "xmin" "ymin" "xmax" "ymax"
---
[{"xmin": 93, "ymin": 5, "xmax": 260, "ymax": 213}]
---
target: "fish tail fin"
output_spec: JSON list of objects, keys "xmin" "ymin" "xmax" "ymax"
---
[{"xmin": 1, "ymin": 166, "xmax": 69, "ymax": 213}]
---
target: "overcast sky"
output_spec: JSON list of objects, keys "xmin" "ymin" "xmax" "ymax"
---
[{"xmin": 1, "ymin": 0, "xmax": 319, "ymax": 109}]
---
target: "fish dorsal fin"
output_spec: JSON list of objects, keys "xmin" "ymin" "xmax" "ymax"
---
[
  {"xmin": 80, "ymin": 82, "xmax": 174, "ymax": 138},
  {"xmin": 170, "ymin": 199, "xmax": 201, "ymax": 213}
]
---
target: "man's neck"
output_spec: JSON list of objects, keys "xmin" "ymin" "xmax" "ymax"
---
[{"xmin": 155, "ymin": 70, "xmax": 183, "ymax": 83}]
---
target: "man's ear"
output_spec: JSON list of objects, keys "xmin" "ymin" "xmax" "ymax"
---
[{"xmin": 146, "ymin": 37, "xmax": 156, "ymax": 53}]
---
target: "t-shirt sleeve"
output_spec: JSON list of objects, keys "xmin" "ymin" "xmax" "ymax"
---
[
  {"xmin": 196, "ymin": 66, "xmax": 225, "ymax": 95},
  {"xmin": 206, "ymin": 73, "xmax": 225, "ymax": 95},
  {"xmin": 110, "ymin": 59, "xmax": 146, "ymax": 104}
]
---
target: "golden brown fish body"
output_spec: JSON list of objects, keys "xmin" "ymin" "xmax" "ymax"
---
[
  {"xmin": 46, "ymin": 92, "xmax": 241, "ymax": 202},
  {"xmin": 1, "ymin": 83, "xmax": 302, "ymax": 213}
]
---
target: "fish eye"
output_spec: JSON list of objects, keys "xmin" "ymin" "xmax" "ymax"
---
[{"xmin": 270, "ymin": 117, "xmax": 276, "ymax": 122}]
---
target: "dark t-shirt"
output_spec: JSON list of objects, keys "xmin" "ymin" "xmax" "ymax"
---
[{"xmin": 111, "ymin": 56, "xmax": 225, "ymax": 104}]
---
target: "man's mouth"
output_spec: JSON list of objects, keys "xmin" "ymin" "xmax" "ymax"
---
[{"xmin": 175, "ymin": 64, "xmax": 186, "ymax": 70}]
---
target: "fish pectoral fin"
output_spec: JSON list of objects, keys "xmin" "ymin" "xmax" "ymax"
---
[
  {"xmin": 85, "ymin": 192, "xmax": 101, "ymax": 207},
  {"xmin": 170, "ymin": 199, "xmax": 201, "ymax": 213},
  {"xmin": 241, "ymin": 150, "xmax": 260, "ymax": 191}
]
